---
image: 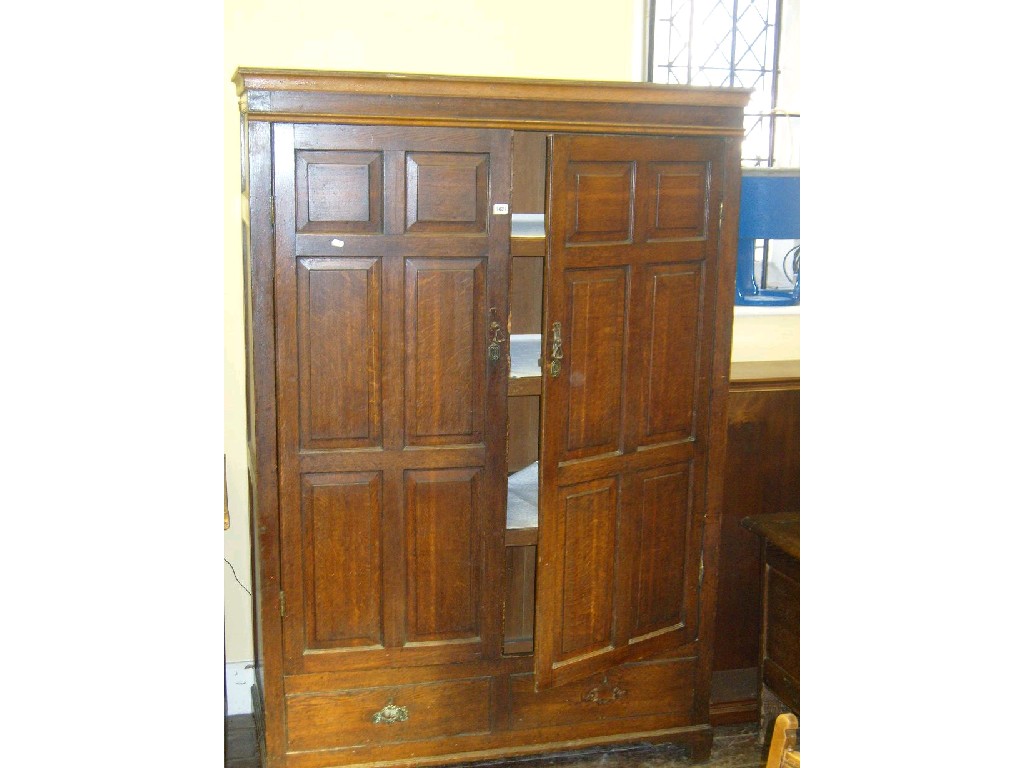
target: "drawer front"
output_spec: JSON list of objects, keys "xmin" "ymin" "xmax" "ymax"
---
[
  {"xmin": 765, "ymin": 564, "xmax": 799, "ymax": 681},
  {"xmin": 286, "ymin": 677, "xmax": 492, "ymax": 750},
  {"xmin": 510, "ymin": 657, "xmax": 697, "ymax": 730}
]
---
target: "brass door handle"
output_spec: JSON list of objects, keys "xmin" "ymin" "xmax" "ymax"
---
[
  {"xmin": 549, "ymin": 321, "xmax": 563, "ymax": 377},
  {"xmin": 487, "ymin": 307, "xmax": 506, "ymax": 363}
]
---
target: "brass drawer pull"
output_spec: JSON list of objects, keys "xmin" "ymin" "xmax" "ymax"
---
[
  {"xmin": 582, "ymin": 677, "xmax": 626, "ymax": 705},
  {"xmin": 371, "ymin": 700, "xmax": 409, "ymax": 725}
]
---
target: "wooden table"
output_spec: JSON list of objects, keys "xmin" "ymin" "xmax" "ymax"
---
[{"xmin": 741, "ymin": 512, "xmax": 800, "ymax": 716}]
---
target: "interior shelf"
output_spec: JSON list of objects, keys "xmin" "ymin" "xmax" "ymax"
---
[
  {"xmin": 506, "ymin": 215, "xmax": 543, "ymax": 546},
  {"xmin": 511, "ymin": 213, "xmax": 546, "ymax": 257},
  {"xmin": 509, "ymin": 334, "xmax": 541, "ymax": 376},
  {"xmin": 509, "ymin": 334, "xmax": 541, "ymax": 396},
  {"xmin": 506, "ymin": 461, "xmax": 538, "ymax": 546},
  {"xmin": 511, "ymin": 213, "xmax": 544, "ymax": 238}
]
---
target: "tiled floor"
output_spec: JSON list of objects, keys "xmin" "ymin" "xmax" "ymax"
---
[{"xmin": 224, "ymin": 716, "xmax": 769, "ymax": 768}]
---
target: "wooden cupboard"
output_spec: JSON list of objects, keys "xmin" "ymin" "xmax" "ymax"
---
[{"xmin": 234, "ymin": 68, "xmax": 749, "ymax": 768}]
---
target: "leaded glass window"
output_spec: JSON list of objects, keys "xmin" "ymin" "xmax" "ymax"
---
[{"xmin": 648, "ymin": 0, "xmax": 788, "ymax": 168}]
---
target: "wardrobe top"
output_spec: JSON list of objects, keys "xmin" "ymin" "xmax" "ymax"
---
[{"xmin": 233, "ymin": 68, "xmax": 751, "ymax": 135}]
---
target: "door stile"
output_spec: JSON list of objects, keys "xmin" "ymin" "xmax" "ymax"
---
[
  {"xmin": 481, "ymin": 130, "xmax": 514, "ymax": 660},
  {"xmin": 270, "ymin": 123, "xmax": 309, "ymax": 673}
]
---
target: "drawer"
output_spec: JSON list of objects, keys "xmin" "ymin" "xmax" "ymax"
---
[
  {"xmin": 286, "ymin": 677, "xmax": 492, "ymax": 751},
  {"xmin": 765, "ymin": 563, "xmax": 799, "ymax": 681},
  {"xmin": 510, "ymin": 657, "xmax": 697, "ymax": 730}
]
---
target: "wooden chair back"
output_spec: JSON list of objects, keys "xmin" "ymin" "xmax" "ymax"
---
[{"xmin": 766, "ymin": 712, "xmax": 800, "ymax": 768}]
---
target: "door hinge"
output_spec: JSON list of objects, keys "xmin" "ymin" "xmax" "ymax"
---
[
  {"xmin": 279, "ymin": 590, "xmax": 285, "ymax": 617},
  {"xmin": 698, "ymin": 552, "xmax": 705, "ymax": 587},
  {"xmin": 718, "ymin": 201, "xmax": 724, "ymax": 231},
  {"xmin": 269, "ymin": 197, "xmax": 276, "ymax": 232}
]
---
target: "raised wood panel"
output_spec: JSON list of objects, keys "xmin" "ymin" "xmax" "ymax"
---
[
  {"xmin": 565, "ymin": 161, "xmax": 635, "ymax": 245},
  {"xmin": 405, "ymin": 468, "xmax": 483, "ymax": 643},
  {"xmin": 638, "ymin": 266, "xmax": 702, "ymax": 446},
  {"xmin": 404, "ymin": 259, "xmax": 485, "ymax": 445},
  {"xmin": 298, "ymin": 257, "xmax": 382, "ymax": 449},
  {"xmin": 646, "ymin": 162, "xmax": 708, "ymax": 241},
  {"xmin": 286, "ymin": 678, "xmax": 492, "ymax": 751},
  {"xmin": 295, "ymin": 150, "xmax": 383, "ymax": 234},
  {"xmin": 301, "ymin": 472, "xmax": 384, "ymax": 649},
  {"xmin": 564, "ymin": 268, "xmax": 627, "ymax": 458},
  {"xmin": 406, "ymin": 152, "xmax": 489, "ymax": 233},
  {"xmin": 631, "ymin": 464, "xmax": 694, "ymax": 640},
  {"xmin": 555, "ymin": 477, "xmax": 618, "ymax": 661}
]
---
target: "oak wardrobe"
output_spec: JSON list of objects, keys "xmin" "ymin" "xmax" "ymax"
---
[{"xmin": 234, "ymin": 68, "xmax": 748, "ymax": 768}]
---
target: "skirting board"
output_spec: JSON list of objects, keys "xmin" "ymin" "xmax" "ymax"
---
[{"xmin": 225, "ymin": 661, "xmax": 255, "ymax": 715}]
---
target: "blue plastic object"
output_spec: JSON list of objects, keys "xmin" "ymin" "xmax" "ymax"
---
[{"xmin": 736, "ymin": 169, "xmax": 800, "ymax": 306}]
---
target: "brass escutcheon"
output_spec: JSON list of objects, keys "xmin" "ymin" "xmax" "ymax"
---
[
  {"xmin": 582, "ymin": 676, "xmax": 626, "ymax": 705},
  {"xmin": 372, "ymin": 700, "xmax": 409, "ymax": 725}
]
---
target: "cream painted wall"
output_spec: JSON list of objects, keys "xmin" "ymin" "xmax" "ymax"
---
[{"xmin": 223, "ymin": 0, "xmax": 648, "ymax": 663}]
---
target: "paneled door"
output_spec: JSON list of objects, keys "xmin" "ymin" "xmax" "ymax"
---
[
  {"xmin": 271, "ymin": 124, "xmax": 512, "ymax": 675},
  {"xmin": 534, "ymin": 133, "xmax": 728, "ymax": 689}
]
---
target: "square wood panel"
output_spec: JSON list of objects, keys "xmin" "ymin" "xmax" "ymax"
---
[
  {"xmin": 646, "ymin": 162, "xmax": 708, "ymax": 241},
  {"xmin": 295, "ymin": 150, "xmax": 383, "ymax": 234},
  {"xmin": 405, "ymin": 152, "xmax": 489, "ymax": 234},
  {"xmin": 565, "ymin": 161, "xmax": 635, "ymax": 245}
]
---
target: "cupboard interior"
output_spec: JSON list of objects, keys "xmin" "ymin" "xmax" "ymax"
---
[{"xmin": 503, "ymin": 131, "xmax": 547, "ymax": 656}]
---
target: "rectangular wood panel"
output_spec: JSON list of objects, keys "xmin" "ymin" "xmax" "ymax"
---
[
  {"xmin": 556, "ymin": 478, "xmax": 618, "ymax": 661},
  {"xmin": 405, "ymin": 259, "xmax": 485, "ymax": 445},
  {"xmin": 632, "ymin": 464, "xmax": 693, "ymax": 640},
  {"xmin": 405, "ymin": 468, "xmax": 483, "ymax": 643},
  {"xmin": 299, "ymin": 258, "xmax": 382, "ymax": 449},
  {"xmin": 564, "ymin": 268, "xmax": 627, "ymax": 458},
  {"xmin": 639, "ymin": 265, "xmax": 701, "ymax": 446},
  {"xmin": 301, "ymin": 472, "xmax": 384, "ymax": 649}
]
